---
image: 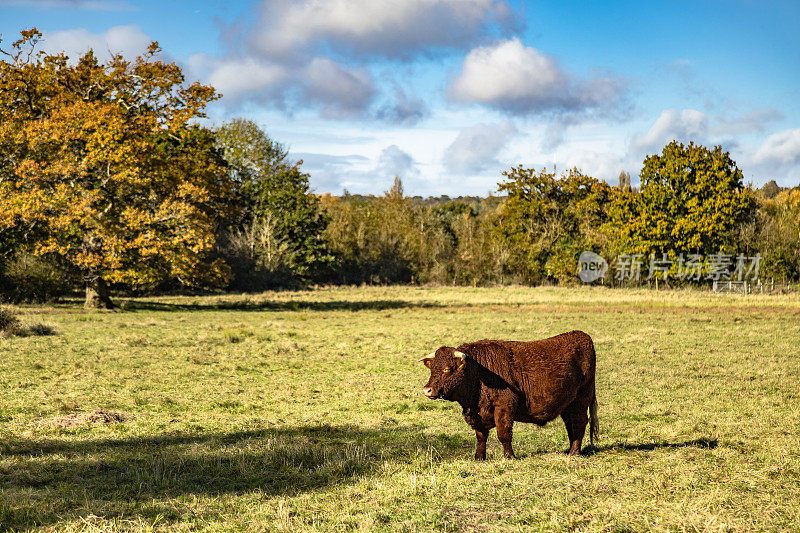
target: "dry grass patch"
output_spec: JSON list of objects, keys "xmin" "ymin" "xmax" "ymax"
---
[{"xmin": 40, "ymin": 409, "xmax": 133, "ymax": 428}]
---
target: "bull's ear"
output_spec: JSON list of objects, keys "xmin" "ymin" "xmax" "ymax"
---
[
  {"xmin": 418, "ymin": 352, "xmax": 435, "ymax": 368},
  {"xmin": 453, "ymin": 350, "xmax": 466, "ymax": 369}
]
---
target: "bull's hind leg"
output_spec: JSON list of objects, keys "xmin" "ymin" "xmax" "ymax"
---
[
  {"xmin": 561, "ymin": 410, "xmax": 576, "ymax": 449},
  {"xmin": 474, "ymin": 427, "xmax": 489, "ymax": 461},
  {"xmin": 561, "ymin": 397, "xmax": 590, "ymax": 456}
]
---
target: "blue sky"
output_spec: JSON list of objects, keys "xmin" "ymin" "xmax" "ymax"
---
[{"xmin": 2, "ymin": 0, "xmax": 799, "ymax": 196}]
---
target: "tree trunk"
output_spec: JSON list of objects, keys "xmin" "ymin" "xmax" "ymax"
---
[{"xmin": 85, "ymin": 276, "xmax": 114, "ymax": 310}]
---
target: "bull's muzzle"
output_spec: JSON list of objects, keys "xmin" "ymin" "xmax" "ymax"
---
[{"xmin": 423, "ymin": 386, "xmax": 435, "ymax": 398}]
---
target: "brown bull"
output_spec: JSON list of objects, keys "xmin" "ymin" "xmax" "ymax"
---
[{"xmin": 420, "ymin": 330, "xmax": 598, "ymax": 459}]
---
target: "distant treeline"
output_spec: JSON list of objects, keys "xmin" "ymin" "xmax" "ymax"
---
[
  {"xmin": 2, "ymin": 30, "xmax": 799, "ymax": 306},
  {"xmin": 317, "ymin": 155, "xmax": 799, "ymax": 287},
  {"xmin": 4, "ymin": 134, "xmax": 798, "ymax": 303}
]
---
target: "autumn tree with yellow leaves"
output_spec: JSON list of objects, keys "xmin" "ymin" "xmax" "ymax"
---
[{"xmin": 0, "ymin": 29, "xmax": 233, "ymax": 308}]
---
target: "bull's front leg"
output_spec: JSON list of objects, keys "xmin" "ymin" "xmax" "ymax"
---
[
  {"xmin": 464, "ymin": 406, "xmax": 492, "ymax": 461},
  {"xmin": 494, "ymin": 407, "xmax": 516, "ymax": 459}
]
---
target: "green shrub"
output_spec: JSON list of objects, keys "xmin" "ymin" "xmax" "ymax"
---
[{"xmin": 1, "ymin": 252, "xmax": 72, "ymax": 303}]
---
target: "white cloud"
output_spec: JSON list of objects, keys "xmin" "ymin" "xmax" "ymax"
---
[
  {"xmin": 449, "ymin": 38, "xmax": 625, "ymax": 114},
  {"xmin": 562, "ymin": 151, "xmax": 624, "ymax": 184},
  {"xmin": 291, "ymin": 152, "xmax": 370, "ymax": 192},
  {"xmin": 444, "ymin": 121, "xmax": 518, "ymax": 174},
  {"xmin": 293, "ymin": 145, "xmax": 418, "ymax": 193},
  {"xmin": 450, "ymin": 39, "xmax": 567, "ymax": 109},
  {"xmin": 754, "ymin": 129, "xmax": 800, "ymax": 170},
  {"xmin": 199, "ymin": 0, "xmax": 514, "ymax": 119},
  {"xmin": 43, "ymin": 24, "xmax": 151, "ymax": 61},
  {"xmin": 193, "ymin": 54, "xmax": 374, "ymax": 117},
  {"xmin": 251, "ymin": 0, "xmax": 515, "ymax": 59},
  {"xmin": 303, "ymin": 57, "xmax": 376, "ymax": 118},
  {"xmin": 192, "ymin": 0, "xmax": 524, "ymax": 121},
  {"xmin": 629, "ymin": 109, "xmax": 709, "ymax": 154},
  {"xmin": 375, "ymin": 87, "xmax": 427, "ymax": 125},
  {"xmin": 376, "ymin": 145, "xmax": 419, "ymax": 178},
  {"xmin": 202, "ymin": 56, "xmax": 289, "ymax": 102}
]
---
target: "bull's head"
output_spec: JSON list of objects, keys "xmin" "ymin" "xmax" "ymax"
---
[{"xmin": 419, "ymin": 347, "xmax": 467, "ymax": 400}]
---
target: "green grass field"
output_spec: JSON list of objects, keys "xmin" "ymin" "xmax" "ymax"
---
[{"xmin": 1, "ymin": 286, "xmax": 799, "ymax": 531}]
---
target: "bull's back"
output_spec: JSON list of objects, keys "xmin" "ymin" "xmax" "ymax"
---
[{"xmin": 492, "ymin": 330, "xmax": 594, "ymax": 378}]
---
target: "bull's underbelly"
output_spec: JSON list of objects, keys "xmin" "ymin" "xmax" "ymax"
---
[
  {"xmin": 515, "ymin": 391, "xmax": 575, "ymax": 424},
  {"xmin": 514, "ymin": 409, "xmax": 558, "ymax": 425}
]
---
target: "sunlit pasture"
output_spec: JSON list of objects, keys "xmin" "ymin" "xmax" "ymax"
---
[{"xmin": 1, "ymin": 286, "xmax": 799, "ymax": 531}]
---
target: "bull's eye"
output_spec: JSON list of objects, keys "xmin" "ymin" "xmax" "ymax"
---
[{"xmin": 442, "ymin": 367, "xmax": 451, "ymax": 374}]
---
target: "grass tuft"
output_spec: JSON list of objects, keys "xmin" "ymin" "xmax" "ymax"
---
[{"xmin": 27, "ymin": 322, "xmax": 57, "ymax": 336}]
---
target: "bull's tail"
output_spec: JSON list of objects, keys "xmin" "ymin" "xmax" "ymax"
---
[{"xmin": 589, "ymin": 389, "xmax": 599, "ymax": 446}]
